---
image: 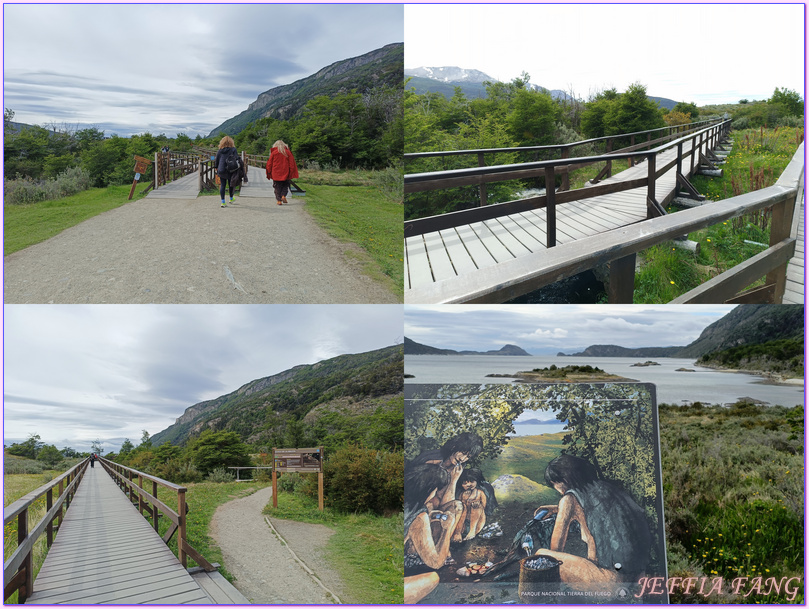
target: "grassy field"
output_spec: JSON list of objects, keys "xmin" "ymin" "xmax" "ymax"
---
[
  {"xmin": 633, "ymin": 126, "xmax": 802, "ymax": 303},
  {"xmin": 265, "ymin": 491, "xmax": 403, "ymax": 604},
  {"xmin": 660, "ymin": 402, "xmax": 804, "ymax": 603},
  {"xmin": 3, "ymin": 183, "xmax": 151, "ymax": 256},
  {"xmin": 297, "ymin": 181, "xmax": 403, "ymax": 300}
]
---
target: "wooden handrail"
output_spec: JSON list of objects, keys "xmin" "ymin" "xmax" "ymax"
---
[
  {"xmin": 404, "ymin": 121, "xmax": 731, "ymax": 242},
  {"xmin": 407, "ymin": 142, "xmax": 803, "ymax": 305},
  {"xmin": 404, "ymin": 118, "xmax": 721, "ymax": 159},
  {"xmin": 98, "ymin": 457, "xmax": 215, "ymax": 572},
  {"xmin": 4, "ymin": 458, "xmax": 89, "ymax": 603}
]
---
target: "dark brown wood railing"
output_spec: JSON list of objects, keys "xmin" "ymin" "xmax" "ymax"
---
[
  {"xmin": 404, "ymin": 120, "xmax": 731, "ymax": 246},
  {"xmin": 407, "ymin": 142, "xmax": 803, "ymax": 305},
  {"xmin": 405, "ymin": 118, "xmax": 723, "ymax": 206},
  {"xmin": 4, "ymin": 459, "xmax": 89, "ymax": 603},
  {"xmin": 98, "ymin": 457, "xmax": 215, "ymax": 572},
  {"xmin": 154, "ymin": 151, "xmax": 200, "ymax": 189}
]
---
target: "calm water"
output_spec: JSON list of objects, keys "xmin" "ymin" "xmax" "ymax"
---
[{"xmin": 404, "ymin": 355, "xmax": 804, "ymax": 407}]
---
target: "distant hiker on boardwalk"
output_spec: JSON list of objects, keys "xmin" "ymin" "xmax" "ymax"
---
[
  {"xmin": 266, "ymin": 140, "xmax": 299, "ymax": 205},
  {"xmin": 215, "ymin": 136, "xmax": 243, "ymax": 208},
  {"xmin": 90, "ymin": 453, "xmax": 96, "ymax": 468}
]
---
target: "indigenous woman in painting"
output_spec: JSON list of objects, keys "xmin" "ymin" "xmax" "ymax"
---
[
  {"xmin": 404, "ymin": 464, "xmax": 462, "ymax": 604},
  {"xmin": 407, "ymin": 432, "xmax": 484, "ymax": 511},
  {"xmin": 454, "ymin": 468, "xmax": 497, "ymax": 542},
  {"xmin": 534, "ymin": 454, "xmax": 651, "ymax": 583}
]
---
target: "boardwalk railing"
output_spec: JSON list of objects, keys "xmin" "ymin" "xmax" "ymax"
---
[
  {"xmin": 405, "ymin": 118, "xmax": 725, "ymax": 209},
  {"xmin": 405, "ymin": 120, "xmax": 732, "ymax": 247},
  {"xmin": 4, "ymin": 459, "xmax": 89, "ymax": 603},
  {"xmin": 410, "ymin": 142, "xmax": 804, "ymax": 304},
  {"xmin": 155, "ymin": 151, "xmax": 201, "ymax": 189},
  {"xmin": 99, "ymin": 457, "xmax": 216, "ymax": 572}
]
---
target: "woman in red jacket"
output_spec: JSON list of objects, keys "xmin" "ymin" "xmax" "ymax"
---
[{"xmin": 265, "ymin": 140, "xmax": 299, "ymax": 205}]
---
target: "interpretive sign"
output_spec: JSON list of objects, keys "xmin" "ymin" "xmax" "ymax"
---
[
  {"xmin": 404, "ymin": 383, "xmax": 668, "ymax": 605},
  {"xmin": 272, "ymin": 447, "xmax": 325, "ymax": 510},
  {"xmin": 273, "ymin": 447, "xmax": 322, "ymax": 472}
]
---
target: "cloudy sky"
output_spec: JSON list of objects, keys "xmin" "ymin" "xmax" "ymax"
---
[
  {"xmin": 4, "ymin": 305, "xmax": 403, "ymax": 454},
  {"xmin": 3, "ymin": 4, "xmax": 403, "ymax": 137},
  {"xmin": 405, "ymin": 4, "xmax": 804, "ymax": 105},
  {"xmin": 405, "ymin": 304, "xmax": 735, "ymax": 354}
]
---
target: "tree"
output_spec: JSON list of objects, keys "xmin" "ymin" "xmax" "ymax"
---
[
  {"xmin": 507, "ymin": 88, "xmax": 561, "ymax": 146},
  {"xmin": 672, "ymin": 102, "xmax": 699, "ymax": 121},
  {"xmin": 61, "ymin": 446, "xmax": 79, "ymax": 458},
  {"xmin": 91, "ymin": 439, "xmax": 104, "ymax": 455},
  {"xmin": 140, "ymin": 430, "xmax": 152, "ymax": 448},
  {"xmin": 152, "ymin": 441, "xmax": 181, "ymax": 465},
  {"xmin": 37, "ymin": 445, "xmax": 64, "ymax": 469},
  {"xmin": 187, "ymin": 430, "xmax": 251, "ymax": 475},
  {"xmin": 7, "ymin": 434, "xmax": 44, "ymax": 459},
  {"xmin": 119, "ymin": 438, "xmax": 135, "ymax": 457},
  {"xmin": 769, "ymin": 87, "xmax": 804, "ymax": 117}
]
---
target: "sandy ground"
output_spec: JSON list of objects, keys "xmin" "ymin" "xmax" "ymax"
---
[
  {"xmin": 4, "ymin": 195, "xmax": 399, "ymax": 304},
  {"xmin": 209, "ymin": 486, "xmax": 346, "ymax": 604}
]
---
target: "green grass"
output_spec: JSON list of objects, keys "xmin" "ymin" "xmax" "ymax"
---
[
  {"xmin": 632, "ymin": 126, "xmax": 802, "ymax": 303},
  {"xmin": 298, "ymin": 182, "xmax": 403, "ymax": 300},
  {"xmin": 265, "ymin": 491, "xmax": 403, "ymax": 604},
  {"xmin": 4, "ymin": 184, "xmax": 151, "ymax": 256},
  {"xmin": 660, "ymin": 402, "xmax": 804, "ymax": 603}
]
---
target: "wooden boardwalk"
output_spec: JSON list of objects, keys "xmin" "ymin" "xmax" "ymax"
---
[
  {"xmin": 783, "ymin": 174, "xmax": 805, "ymax": 304},
  {"xmin": 146, "ymin": 171, "xmax": 199, "ymax": 199},
  {"xmin": 405, "ymin": 142, "xmax": 693, "ymax": 295},
  {"xmin": 25, "ymin": 467, "xmax": 246, "ymax": 604}
]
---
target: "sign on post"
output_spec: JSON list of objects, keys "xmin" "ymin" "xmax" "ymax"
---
[
  {"xmin": 129, "ymin": 155, "xmax": 153, "ymax": 200},
  {"xmin": 272, "ymin": 447, "xmax": 324, "ymax": 510}
]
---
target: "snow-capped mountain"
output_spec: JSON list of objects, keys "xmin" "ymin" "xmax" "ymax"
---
[{"xmin": 405, "ymin": 66, "xmax": 495, "ymax": 83}]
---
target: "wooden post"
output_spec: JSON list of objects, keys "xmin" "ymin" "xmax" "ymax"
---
[
  {"xmin": 605, "ymin": 138, "xmax": 613, "ymax": 178},
  {"xmin": 477, "ymin": 152, "xmax": 487, "ymax": 207},
  {"xmin": 560, "ymin": 147, "xmax": 570, "ymax": 191},
  {"xmin": 46, "ymin": 489, "xmax": 53, "ymax": 547},
  {"xmin": 545, "ymin": 166, "xmax": 556, "ymax": 248},
  {"xmin": 18, "ymin": 508, "xmax": 32, "ymax": 603},
  {"xmin": 152, "ymin": 481, "xmax": 159, "ymax": 532},
  {"xmin": 178, "ymin": 489, "xmax": 187, "ymax": 567},
  {"xmin": 138, "ymin": 474, "xmax": 145, "ymax": 515},
  {"xmin": 646, "ymin": 153, "xmax": 657, "ymax": 219},
  {"xmin": 272, "ymin": 448, "xmax": 278, "ymax": 508},
  {"xmin": 629, "ymin": 135, "xmax": 635, "ymax": 167},
  {"xmin": 318, "ymin": 472, "xmax": 324, "ymax": 511},
  {"xmin": 766, "ymin": 192, "xmax": 797, "ymax": 301},
  {"xmin": 609, "ymin": 254, "xmax": 636, "ymax": 303},
  {"xmin": 56, "ymin": 478, "xmax": 64, "ymax": 530}
]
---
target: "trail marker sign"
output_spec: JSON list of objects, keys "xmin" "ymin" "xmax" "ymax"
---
[{"xmin": 272, "ymin": 447, "xmax": 324, "ymax": 510}]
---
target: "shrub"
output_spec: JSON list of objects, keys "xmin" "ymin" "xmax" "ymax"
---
[
  {"xmin": 3, "ymin": 166, "xmax": 92, "ymax": 205},
  {"xmin": 4, "ymin": 459, "xmax": 45, "ymax": 475},
  {"xmin": 206, "ymin": 467, "xmax": 236, "ymax": 483},
  {"xmin": 277, "ymin": 472, "xmax": 309, "ymax": 492},
  {"xmin": 150, "ymin": 459, "xmax": 203, "ymax": 484},
  {"xmin": 312, "ymin": 445, "xmax": 403, "ymax": 515}
]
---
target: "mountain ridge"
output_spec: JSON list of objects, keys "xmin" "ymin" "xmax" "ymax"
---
[
  {"xmin": 209, "ymin": 43, "xmax": 403, "ymax": 136},
  {"xmin": 404, "ymin": 337, "xmax": 530, "ymax": 356}
]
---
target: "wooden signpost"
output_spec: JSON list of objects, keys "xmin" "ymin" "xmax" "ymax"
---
[
  {"xmin": 129, "ymin": 155, "xmax": 152, "ymax": 200},
  {"xmin": 272, "ymin": 447, "xmax": 324, "ymax": 510}
]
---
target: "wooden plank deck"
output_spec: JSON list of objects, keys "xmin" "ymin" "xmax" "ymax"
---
[
  {"xmin": 239, "ymin": 165, "xmax": 275, "ymax": 198},
  {"xmin": 146, "ymin": 171, "xmax": 199, "ymax": 199},
  {"xmin": 26, "ymin": 466, "xmax": 214, "ymax": 605},
  {"xmin": 405, "ymin": 143, "xmax": 693, "ymax": 295},
  {"xmin": 783, "ymin": 175, "xmax": 805, "ymax": 304}
]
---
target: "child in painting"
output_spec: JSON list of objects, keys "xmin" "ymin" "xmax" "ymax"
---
[
  {"xmin": 407, "ymin": 432, "xmax": 484, "ymax": 511},
  {"xmin": 534, "ymin": 454, "xmax": 651, "ymax": 584},
  {"xmin": 454, "ymin": 468, "xmax": 497, "ymax": 542},
  {"xmin": 404, "ymin": 464, "xmax": 462, "ymax": 604}
]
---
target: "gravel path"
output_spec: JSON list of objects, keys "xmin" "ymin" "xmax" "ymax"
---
[
  {"xmin": 4, "ymin": 194, "xmax": 399, "ymax": 304},
  {"xmin": 209, "ymin": 486, "xmax": 345, "ymax": 604}
]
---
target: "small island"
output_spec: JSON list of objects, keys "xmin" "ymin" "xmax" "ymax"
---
[
  {"xmin": 488, "ymin": 364, "xmax": 635, "ymax": 383},
  {"xmin": 631, "ymin": 361, "xmax": 661, "ymax": 367}
]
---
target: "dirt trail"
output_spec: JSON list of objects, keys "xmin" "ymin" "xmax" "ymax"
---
[
  {"xmin": 209, "ymin": 486, "xmax": 345, "ymax": 604},
  {"xmin": 4, "ymin": 194, "xmax": 398, "ymax": 304}
]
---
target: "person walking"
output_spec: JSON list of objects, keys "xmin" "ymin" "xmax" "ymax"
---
[
  {"xmin": 265, "ymin": 140, "xmax": 299, "ymax": 205},
  {"xmin": 215, "ymin": 135, "xmax": 240, "ymax": 207},
  {"xmin": 90, "ymin": 453, "xmax": 96, "ymax": 468}
]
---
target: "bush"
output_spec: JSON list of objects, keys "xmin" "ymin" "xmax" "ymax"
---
[
  {"xmin": 3, "ymin": 166, "xmax": 92, "ymax": 205},
  {"xmin": 4, "ymin": 459, "xmax": 45, "ymax": 475},
  {"xmin": 150, "ymin": 459, "xmax": 204, "ymax": 484},
  {"xmin": 277, "ymin": 471, "xmax": 310, "ymax": 492},
  {"xmin": 311, "ymin": 446, "xmax": 403, "ymax": 515},
  {"xmin": 206, "ymin": 467, "xmax": 236, "ymax": 483}
]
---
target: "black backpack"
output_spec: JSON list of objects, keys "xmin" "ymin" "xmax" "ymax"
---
[{"xmin": 225, "ymin": 149, "xmax": 240, "ymax": 173}]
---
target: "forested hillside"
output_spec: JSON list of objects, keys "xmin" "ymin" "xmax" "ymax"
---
[{"xmin": 151, "ymin": 345, "xmax": 403, "ymax": 452}]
